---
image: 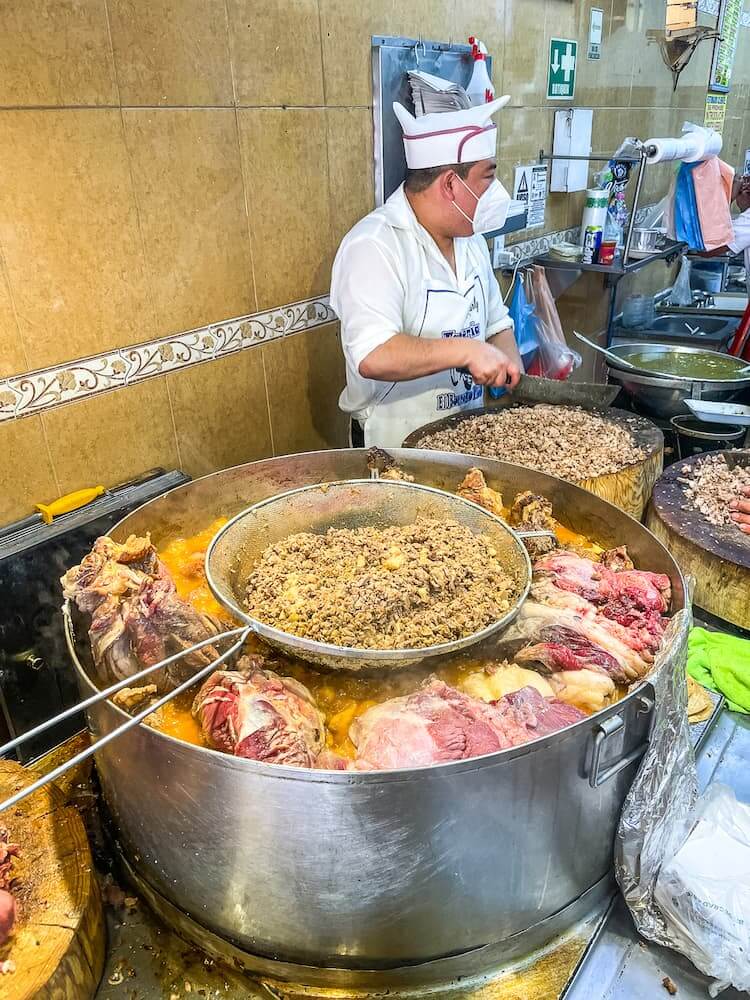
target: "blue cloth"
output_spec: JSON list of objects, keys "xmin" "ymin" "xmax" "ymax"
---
[
  {"xmin": 489, "ymin": 277, "xmax": 538, "ymax": 399},
  {"xmin": 673, "ymin": 162, "xmax": 705, "ymax": 251}
]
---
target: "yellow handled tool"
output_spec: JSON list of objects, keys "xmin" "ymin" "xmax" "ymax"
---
[{"xmin": 35, "ymin": 485, "xmax": 105, "ymax": 524}]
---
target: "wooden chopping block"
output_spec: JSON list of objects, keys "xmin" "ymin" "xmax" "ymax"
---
[
  {"xmin": 0, "ymin": 757, "xmax": 105, "ymax": 999},
  {"xmin": 646, "ymin": 452, "xmax": 750, "ymax": 630}
]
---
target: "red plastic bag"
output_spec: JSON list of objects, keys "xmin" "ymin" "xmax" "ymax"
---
[{"xmin": 524, "ymin": 266, "xmax": 581, "ymax": 380}]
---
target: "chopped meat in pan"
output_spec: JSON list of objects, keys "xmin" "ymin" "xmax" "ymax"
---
[{"xmin": 244, "ymin": 517, "xmax": 518, "ymax": 650}]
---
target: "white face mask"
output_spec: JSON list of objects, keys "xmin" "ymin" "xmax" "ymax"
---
[{"xmin": 453, "ymin": 175, "xmax": 511, "ymax": 235}]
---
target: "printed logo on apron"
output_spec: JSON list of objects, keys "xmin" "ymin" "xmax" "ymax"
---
[{"xmin": 363, "ymin": 257, "xmax": 489, "ymax": 448}]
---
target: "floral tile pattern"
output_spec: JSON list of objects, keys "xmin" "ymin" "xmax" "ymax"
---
[{"xmin": 0, "ymin": 294, "xmax": 335, "ymax": 424}]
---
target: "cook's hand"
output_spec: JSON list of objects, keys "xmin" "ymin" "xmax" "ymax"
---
[
  {"xmin": 465, "ymin": 342, "xmax": 521, "ymax": 390},
  {"xmin": 729, "ymin": 486, "xmax": 750, "ymax": 534}
]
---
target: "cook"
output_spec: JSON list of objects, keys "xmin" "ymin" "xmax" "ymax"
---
[
  {"xmin": 331, "ymin": 97, "xmax": 522, "ymax": 449},
  {"xmin": 700, "ymin": 173, "xmax": 750, "ymax": 296}
]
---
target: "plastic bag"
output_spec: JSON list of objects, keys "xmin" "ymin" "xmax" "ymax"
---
[
  {"xmin": 671, "ymin": 254, "xmax": 693, "ymax": 307},
  {"xmin": 616, "ymin": 608, "xmax": 699, "ymax": 944},
  {"xmin": 673, "ymin": 163, "xmax": 706, "ymax": 250},
  {"xmin": 524, "ymin": 266, "xmax": 581, "ymax": 380},
  {"xmin": 654, "ymin": 784, "xmax": 750, "ymax": 996},
  {"xmin": 508, "ymin": 274, "xmax": 539, "ymax": 367},
  {"xmin": 489, "ymin": 274, "xmax": 539, "ymax": 399}
]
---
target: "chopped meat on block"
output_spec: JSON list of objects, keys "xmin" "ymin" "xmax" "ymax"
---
[
  {"xmin": 456, "ymin": 468, "xmax": 505, "ymax": 518},
  {"xmin": 350, "ymin": 679, "xmax": 585, "ymax": 770},
  {"xmin": 193, "ymin": 657, "xmax": 325, "ymax": 767},
  {"xmin": 62, "ymin": 535, "xmax": 226, "ymax": 689}
]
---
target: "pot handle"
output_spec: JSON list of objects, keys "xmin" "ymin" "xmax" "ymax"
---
[{"xmin": 587, "ymin": 694, "xmax": 655, "ymax": 788}]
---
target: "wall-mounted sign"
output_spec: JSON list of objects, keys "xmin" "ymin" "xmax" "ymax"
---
[
  {"xmin": 709, "ymin": 0, "xmax": 742, "ymax": 92},
  {"xmin": 588, "ymin": 8, "xmax": 604, "ymax": 59},
  {"xmin": 513, "ymin": 164, "xmax": 548, "ymax": 229},
  {"xmin": 547, "ymin": 38, "xmax": 578, "ymax": 99},
  {"xmin": 704, "ymin": 92, "xmax": 727, "ymax": 132}
]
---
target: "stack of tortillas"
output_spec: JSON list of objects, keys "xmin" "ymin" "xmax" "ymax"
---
[{"xmin": 687, "ymin": 676, "xmax": 714, "ymax": 723}]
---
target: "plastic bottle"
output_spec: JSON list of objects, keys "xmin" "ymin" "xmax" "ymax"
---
[
  {"xmin": 598, "ymin": 213, "xmax": 622, "ymax": 267},
  {"xmin": 466, "ymin": 38, "xmax": 495, "ymax": 106}
]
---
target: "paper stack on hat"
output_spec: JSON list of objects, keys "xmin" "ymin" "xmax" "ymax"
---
[{"xmin": 393, "ymin": 95, "xmax": 510, "ymax": 169}]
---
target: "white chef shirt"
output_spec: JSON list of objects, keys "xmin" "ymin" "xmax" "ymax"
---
[
  {"xmin": 331, "ymin": 183, "xmax": 513, "ymax": 420},
  {"xmin": 728, "ymin": 207, "xmax": 750, "ymax": 295}
]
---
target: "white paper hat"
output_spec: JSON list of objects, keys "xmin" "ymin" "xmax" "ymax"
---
[{"xmin": 393, "ymin": 96, "xmax": 510, "ymax": 169}]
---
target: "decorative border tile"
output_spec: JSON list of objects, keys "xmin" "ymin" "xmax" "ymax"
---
[{"xmin": 0, "ymin": 295, "xmax": 334, "ymax": 424}]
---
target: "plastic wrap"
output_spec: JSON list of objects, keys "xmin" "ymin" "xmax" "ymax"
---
[
  {"xmin": 616, "ymin": 607, "xmax": 700, "ymax": 946},
  {"xmin": 654, "ymin": 784, "xmax": 750, "ymax": 996}
]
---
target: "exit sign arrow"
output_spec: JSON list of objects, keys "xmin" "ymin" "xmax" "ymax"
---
[{"xmin": 548, "ymin": 38, "xmax": 578, "ymax": 100}]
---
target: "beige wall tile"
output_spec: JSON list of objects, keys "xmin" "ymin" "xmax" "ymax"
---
[
  {"xmin": 168, "ymin": 349, "xmax": 272, "ymax": 477},
  {"xmin": 0, "ymin": 264, "xmax": 26, "ymax": 379},
  {"xmin": 453, "ymin": 0, "xmax": 506, "ymax": 95},
  {"xmin": 327, "ymin": 108, "xmax": 374, "ymax": 248},
  {"xmin": 238, "ymin": 108, "xmax": 333, "ymax": 310},
  {"xmin": 0, "ymin": 417, "xmax": 58, "ymax": 524},
  {"xmin": 629, "ymin": 2, "xmax": 714, "ymax": 110},
  {"xmin": 122, "ymin": 109, "xmax": 255, "ymax": 337},
  {"xmin": 227, "ymin": 0, "xmax": 324, "ymax": 106},
  {"xmin": 0, "ymin": 1, "xmax": 117, "ymax": 107},
  {"xmin": 320, "ymin": 0, "xmax": 454, "ymax": 108},
  {"xmin": 107, "ymin": 0, "xmax": 233, "ymax": 106},
  {"xmin": 264, "ymin": 323, "xmax": 347, "ymax": 455},
  {"xmin": 43, "ymin": 380, "xmax": 179, "ymax": 494},
  {"xmin": 504, "ymin": 0, "xmax": 550, "ymax": 108},
  {"xmin": 0, "ymin": 110, "xmax": 153, "ymax": 370},
  {"xmin": 499, "ymin": 108, "xmax": 553, "ymax": 165}
]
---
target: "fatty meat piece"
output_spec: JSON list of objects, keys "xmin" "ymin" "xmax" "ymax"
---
[
  {"xmin": 456, "ymin": 468, "xmax": 505, "ymax": 517},
  {"xmin": 62, "ymin": 534, "xmax": 226, "ymax": 690},
  {"xmin": 547, "ymin": 669, "xmax": 616, "ymax": 714},
  {"xmin": 460, "ymin": 662, "xmax": 554, "ymax": 702},
  {"xmin": 349, "ymin": 680, "xmax": 584, "ymax": 770},
  {"xmin": 193, "ymin": 658, "xmax": 325, "ymax": 767},
  {"xmin": 533, "ymin": 550, "xmax": 671, "ymax": 615},
  {"xmin": 508, "ymin": 490, "xmax": 558, "ymax": 557}
]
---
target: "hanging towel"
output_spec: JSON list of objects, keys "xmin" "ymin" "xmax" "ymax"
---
[
  {"xmin": 687, "ymin": 627, "xmax": 750, "ymax": 714},
  {"xmin": 691, "ymin": 158, "xmax": 735, "ymax": 251},
  {"xmin": 673, "ymin": 163, "xmax": 705, "ymax": 250}
]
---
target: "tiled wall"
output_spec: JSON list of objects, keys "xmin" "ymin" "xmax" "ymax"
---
[{"xmin": 1, "ymin": 0, "xmax": 749, "ymax": 524}]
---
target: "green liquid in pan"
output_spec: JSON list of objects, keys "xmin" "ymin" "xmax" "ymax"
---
[{"xmin": 625, "ymin": 350, "xmax": 747, "ymax": 379}]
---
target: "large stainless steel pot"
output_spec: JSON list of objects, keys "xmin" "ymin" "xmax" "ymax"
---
[
  {"xmin": 606, "ymin": 342, "xmax": 750, "ymax": 419},
  {"xmin": 63, "ymin": 450, "xmax": 686, "ymax": 985}
]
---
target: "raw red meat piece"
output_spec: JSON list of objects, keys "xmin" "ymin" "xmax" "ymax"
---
[
  {"xmin": 193, "ymin": 658, "xmax": 325, "ymax": 767},
  {"xmin": 350, "ymin": 680, "xmax": 585, "ymax": 770},
  {"xmin": 515, "ymin": 623, "xmax": 622, "ymax": 677},
  {"xmin": 533, "ymin": 551, "xmax": 671, "ymax": 615},
  {"xmin": 62, "ymin": 535, "xmax": 225, "ymax": 689},
  {"xmin": 495, "ymin": 686, "xmax": 586, "ymax": 735}
]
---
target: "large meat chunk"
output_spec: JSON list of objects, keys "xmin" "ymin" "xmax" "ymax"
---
[
  {"xmin": 193, "ymin": 657, "xmax": 325, "ymax": 767},
  {"xmin": 350, "ymin": 680, "xmax": 584, "ymax": 770},
  {"xmin": 456, "ymin": 468, "xmax": 505, "ymax": 518},
  {"xmin": 508, "ymin": 491, "xmax": 558, "ymax": 557},
  {"xmin": 515, "ymin": 623, "xmax": 622, "ymax": 676},
  {"xmin": 62, "ymin": 535, "xmax": 226, "ymax": 689},
  {"xmin": 533, "ymin": 550, "xmax": 671, "ymax": 615}
]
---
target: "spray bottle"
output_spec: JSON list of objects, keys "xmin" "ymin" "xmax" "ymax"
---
[{"xmin": 466, "ymin": 37, "xmax": 495, "ymax": 106}]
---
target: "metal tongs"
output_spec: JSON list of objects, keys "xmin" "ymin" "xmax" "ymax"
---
[{"xmin": 0, "ymin": 624, "xmax": 252, "ymax": 813}]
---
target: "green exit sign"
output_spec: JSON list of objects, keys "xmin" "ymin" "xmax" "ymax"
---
[{"xmin": 548, "ymin": 38, "xmax": 578, "ymax": 100}]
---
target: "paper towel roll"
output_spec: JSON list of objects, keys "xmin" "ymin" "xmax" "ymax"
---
[
  {"xmin": 645, "ymin": 128, "xmax": 722, "ymax": 164},
  {"xmin": 645, "ymin": 137, "xmax": 685, "ymax": 164},
  {"xmin": 579, "ymin": 188, "xmax": 609, "ymax": 246}
]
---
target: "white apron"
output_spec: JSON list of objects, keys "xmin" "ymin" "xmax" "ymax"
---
[{"xmin": 363, "ymin": 249, "xmax": 488, "ymax": 449}]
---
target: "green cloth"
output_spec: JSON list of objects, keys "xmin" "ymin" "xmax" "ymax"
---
[{"xmin": 688, "ymin": 627, "xmax": 750, "ymax": 714}]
